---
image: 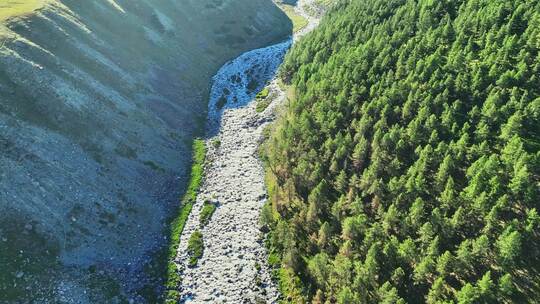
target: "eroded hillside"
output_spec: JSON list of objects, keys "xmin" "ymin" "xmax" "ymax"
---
[{"xmin": 0, "ymin": 0, "xmax": 291, "ymax": 302}]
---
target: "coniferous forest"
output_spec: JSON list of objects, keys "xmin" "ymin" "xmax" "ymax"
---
[{"xmin": 262, "ymin": 0, "xmax": 540, "ymax": 303}]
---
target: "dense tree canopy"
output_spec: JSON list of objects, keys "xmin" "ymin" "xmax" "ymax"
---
[{"xmin": 262, "ymin": 0, "xmax": 540, "ymax": 303}]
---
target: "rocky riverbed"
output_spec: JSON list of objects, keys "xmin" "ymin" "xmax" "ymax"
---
[{"xmin": 174, "ymin": 1, "xmax": 320, "ymax": 302}]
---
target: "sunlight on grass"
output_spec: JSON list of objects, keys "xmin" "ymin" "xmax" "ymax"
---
[
  {"xmin": 163, "ymin": 139, "xmax": 206, "ymax": 303},
  {"xmin": 279, "ymin": 4, "xmax": 308, "ymax": 33},
  {"xmin": 0, "ymin": 0, "xmax": 46, "ymax": 23},
  {"xmin": 314, "ymin": 0, "xmax": 335, "ymax": 6}
]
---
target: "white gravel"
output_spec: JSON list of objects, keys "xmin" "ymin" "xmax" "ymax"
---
[{"xmin": 174, "ymin": 1, "xmax": 320, "ymax": 302}]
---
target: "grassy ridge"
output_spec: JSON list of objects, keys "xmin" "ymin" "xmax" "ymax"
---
[
  {"xmin": 164, "ymin": 139, "xmax": 206, "ymax": 303},
  {"xmin": 0, "ymin": 0, "xmax": 45, "ymax": 23}
]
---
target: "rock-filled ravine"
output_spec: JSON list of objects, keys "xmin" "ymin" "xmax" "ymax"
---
[{"xmin": 173, "ymin": 1, "xmax": 320, "ymax": 302}]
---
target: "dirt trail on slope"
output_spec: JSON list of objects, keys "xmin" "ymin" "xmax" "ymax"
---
[{"xmin": 174, "ymin": 1, "xmax": 320, "ymax": 302}]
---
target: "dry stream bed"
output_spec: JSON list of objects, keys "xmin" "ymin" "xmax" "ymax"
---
[{"xmin": 173, "ymin": 1, "xmax": 320, "ymax": 302}]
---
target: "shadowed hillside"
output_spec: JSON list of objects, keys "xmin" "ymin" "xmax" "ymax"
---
[{"xmin": 0, "ymin": 0, "xmax": 291, "ymax": 302}]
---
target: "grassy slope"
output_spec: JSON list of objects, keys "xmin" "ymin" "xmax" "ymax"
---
[
  {"xmin": 0, "ymin": 0, "xmax": 45, "ymax": 22},
  {"xmin": 313, "ymin": 0, "xmax": 335, "ymax": 7},
  {"xmin": 278, "ymin": 3, "xmax": 308, "ymax": 33}
]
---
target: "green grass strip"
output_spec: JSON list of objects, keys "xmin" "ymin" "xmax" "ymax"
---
[
  {"xmin": 279, "ymin": 4, "xmax": 308, "ymax": 33},
  {"xmin": 0, "ymin": 0, "xmax": 45, "ymax": 23},
  {"xmin": 164, "ymin": 138, "xmax": 206, "ymax": 303}
]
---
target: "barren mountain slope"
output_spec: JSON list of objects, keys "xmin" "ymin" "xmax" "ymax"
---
[{"xmin": 0, "ymin": 0, "xmax": 290, "ymax": 302}]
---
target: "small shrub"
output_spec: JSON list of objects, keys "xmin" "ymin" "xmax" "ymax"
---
[
  {"xmin": 165, "ymin": 290, "xmax": 180, "ymax": 304},
  {"xmin": 255, "ymin": 276, "xmax": 262, "ymax": 287},
  {"xmin": 199, "ymin": 201, "xmax": 217, "ymax": 227},
  {"xmin": 255, "ymin": 87, "xmax": 272, "ymax": 112},
  {"xmin": 259, "ymin": 203, "xmax": 274, "ymax": 232},
  {"xmin": 211, "ymin": 138, "xmax": 221, "ymax": 148},
  {"xmin": 183, "ymin": 139, "xmax": 206, "ymax": 205},
  {"xmin": 256, "ymin": 99, "xmax": 271, "ymax": 113},
  {"xmin": 256, "ymin": 87, "xmax": 270, "ymax": 100},
  {"xmin": 268, "ymin": 252, "xmax": 281, "ymax": 267},
  {"xmin": 187, "ymin": 230, "xmax": 204, "ymax": 267}
]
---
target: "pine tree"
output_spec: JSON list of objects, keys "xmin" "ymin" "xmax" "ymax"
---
[{"xmin": 497, "ymin": 227, "xmax": 522, "ymax": 267}]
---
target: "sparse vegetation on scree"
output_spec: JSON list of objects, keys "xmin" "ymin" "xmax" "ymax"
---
[
  {"xmin": 256, "ymin": 87, "xmax": 272, "ymax": 113},
  {"xmin": 263, "ymin": 0, "xmax": 540, "ymax": 303}
]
